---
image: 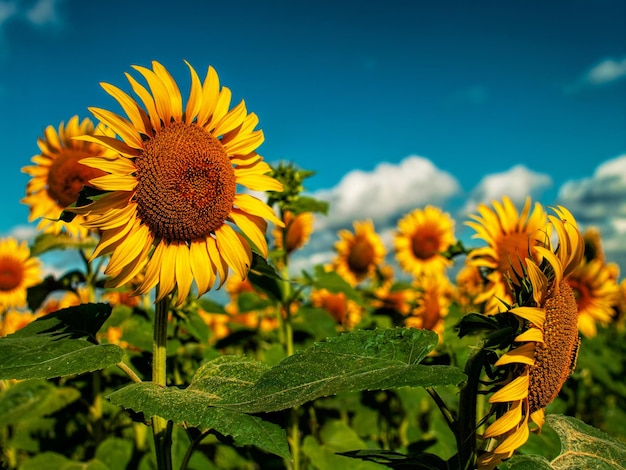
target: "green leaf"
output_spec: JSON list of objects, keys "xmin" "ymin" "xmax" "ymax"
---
[
  {"xmin": 248, "ymin": 253, "xmax": 284, "ymax": 302},
  {"xmin": 306, "ymin": 265, "xmax": 362, "ymax": 304},
  {"xmin": 95, "ymin": 437, "xmax": 134, "ymax": 470},
  {"xmin": 302, "ymin": 435, "xmax": 386, "ymax": 470},
  {"xmin": 286, "ymin": 195, "xmax": 329, "ymax": 215},
  {"xmin": 0, "ymin": 379, "xmax": 80, "ymax": 426},
  {"xmin": 29, "ymin": 232, "xmax": 98, "ymax": 257},
  {"xmin": 502, "ymin": 414, "xmax": 626, "ymax": 469},
  {"xmin": 20, "ymin": 452, "xmax": 110, "ymax": 470},
  {"xmin": 217, "ymin": 328, "xmax": 465, "ymax": 413},
  {"xmin": 0, "ymin": 303, "xmax": 124, "ymax": 379}
]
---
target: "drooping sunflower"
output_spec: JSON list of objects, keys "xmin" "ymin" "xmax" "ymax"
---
[
  {"xmin": 567, "ymin": 258, "xmax": 619, "ymax": 337},
  {"xmin": 71, "ymin": 61, "xmax": 283, "ymax": 306},
  {"xmin": 21, "ymin": 116, "xmax": 115, "ymax": 239},
  {"xmin": 477, "ymin": 206, "xmax": 584, "ymax": 469},
  {"xmin": 332, "ymin": 220, "xmax": 386, "ymax": 286},
  {"xmin": 466, "ymin": 196, "xmax": 548, "ymax": 314},
  {"xmin": 0, "ymin": 238, "xmax": 43, "ymax": 311},
  {"xmin": 394, "ymin": 206, "xmax": 456, "ymax": 277},
  {"xmin": 273, "ymin": 210, "xmax": 314, "ymax": 255}
]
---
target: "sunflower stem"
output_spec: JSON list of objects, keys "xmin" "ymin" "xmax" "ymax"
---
[
  {"xmin": 152, "ymin": 295, "xmax": 173, "ymax": 470},
  {"xmin": 456, "ymin": 341, "xmax": 489, "ymax": 470}
]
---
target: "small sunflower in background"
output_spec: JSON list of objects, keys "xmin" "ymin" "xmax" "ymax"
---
[
  {"xmin": 394, "ymin": 205, "xmax": 456, "ymax": 278},
  {"xmin": 332, "ymin": 220, "xmax": 385, "ymax": 286},
  {"xmin": 21, "ymin": 116, "xmax": 114, "ymax": 239},
  {"xmin": 466, "ymin": 196, "xmax": 547, "ymax": 314},
  {"xmin": 71, "ymin": 61, "xmax": 283, "ymax": 306},
  {"xmin": 0, "ymin": 237, "xmax": 43, "ymax": 311},
  {"xmin": 273, "ymin": 210, "xmax": 314, "ymax": 256},
  {"xmin": 310, "ymin": 288, "xmax": 363, "ymax": 331},
  {"xmin": 478, "ymin": 206, "xmax": 584, "ymax": 469},
  {"xmin": 455, "ymin": 263, "xmax": 485, "ymax": 312},
  {"xmin": 405, "ymin": 272, "xmax": 454, "ymax": 341}
]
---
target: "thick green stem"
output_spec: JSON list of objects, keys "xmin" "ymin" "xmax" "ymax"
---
[
  {"xmin": 152, "ymin": 295, "xmax": 172, "ymax": 470},
  {"xmin": 456, "ymin": 342, "xmax": 489, "ymax": 470}
]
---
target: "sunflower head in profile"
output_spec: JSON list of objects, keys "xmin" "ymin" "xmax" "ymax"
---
[
  {"xmin": 332, "ymin": 220, "xmax": 385, "ymax": 286},
  {"xmin": 477, "ymin": 206, "xmax": 585, "ymax": 469},
  {"xmin": 273, "ymin": 210, "xmax": 314, "ymax": 255},
  {"xmin": 394, "ymin": 205, "xmax": 456, "ymax": 278},
  {"xmin": 405, "ymin": 272, "xmax": 454, "ymax": 341},
  {"xmin": 21, "ymin": 116, "xmax": 115, "ymax": 239},
  {"xmin": 70, "ymin": 61, "xmax": 284, "ymax": 306},
  {"xmin": 466, "ymin": 196, "xmax": 547, "ymax": 315},
  {"xmin": 0, "ymin": 237, "xmax": 43, "ymax": 311}
]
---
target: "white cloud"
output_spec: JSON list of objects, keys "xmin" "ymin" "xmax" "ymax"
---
[
  {"xmin": 313, "ymin": 155, "xmax": 461, "ymax": 232},
  {"xmin": 557, "ymin": 154, "xmax": 626, "ymax": 275},
  {"xmin": 0, "ymin": 1, "xmax": 17, "ymax": 25},
  {"xmin": 25, "ymin": 0, "xmax": 63, "ymax": 27},
  {"xmin": 566, "ymin": 56, "xmax": 626, "ymax": 92},
  {"xmin": 461, "ymin": 164, "xmax": 553, "ymax": 215}
]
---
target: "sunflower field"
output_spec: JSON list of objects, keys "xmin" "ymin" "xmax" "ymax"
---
[{"xmin": 1, "ymin": 61, "xmax": 626, "ymax": 470}]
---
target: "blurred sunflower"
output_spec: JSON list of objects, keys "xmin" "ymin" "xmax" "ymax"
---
[
  {"xmin": 310, "ymin": 288, "xmax": 362, "ymax": 330},
  {"xmin": 478, "ymin": 206, "xmax": 584, "ymax": 469},
  {"xmin": 71, "ymin": 61, "xmax": 283, "ymax": 306},
  {"xmin": 455, "ymin": 263, "xmax": 485, "ymax": 312},
  {"xmin": 332, "ymin": 220, "xmax": 385, "ymax": 286},
  {"xmin": 405, "ymin": 272, "xmax": 454, "ymax": 341},
  {"xmin": 21, "ymin": 116, "xmax": 114, "ymax": 239},
  {"xmin": 273, "ymin": 210, "xmax": 314, "ymax": 255},
  {"xmin": 466, "ymin": 197, "xmax": 547, "ymax": 314},
  {"xmin": 0, "ymin": 309, "xmax": 38, "ymax": 336},
  {"xmin": 567, "ymin": 258, "xmax": 619, "ymax": 337},
  {"xmin": 581, "ymin": 226, "xmax": 604, "ymax": 263},
  {"xmin": 394, "ymin": 206, "xmax": 455, "ymax": 277},
  {"xmin": 0, "ymin": 238, "xmax": 43, "ymax": 311}
]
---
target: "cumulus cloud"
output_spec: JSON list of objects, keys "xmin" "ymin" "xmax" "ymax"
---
[
  {"xmin": 566, "ymin": 56, "xmax": 626, "ymax": 93},
  {"xmin": 313, "ymin": 155, "xmax": 461, "ymax": 232},
  {"xmin": 460, "ymin": 164, "xmax": 553, "ymax": 216},
  {"xmin": 557, "ymin": 154, "xmax": 626, "ymax": 274}
]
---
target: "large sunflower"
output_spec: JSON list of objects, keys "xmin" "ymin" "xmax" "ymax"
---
[
  {"xmin": 394, "ymin": 206, "xmax": 456, "ymax": 277},
  {"xmin": 567, "ymin": 258, "xmax": 619, "ymax": 337},
  {"xmin": 477, "ymin": 206, "xmax": 584, "ymax": 469},
  {"xmin": 466, "ymin": 196, "xmax": 547, "ymax": 314},
  {"xmin": 21, "ymin": 116, "xmax": 114, "ymax": 239},
  {"xmin": 72, "ymin": 61, "xmax": 283, "ymax": 306},
  {"xmin": 332, "ymin": 220, "xmax": 385, "ymax": 286},
  {"xmin": 0, "ymin": 238, "xmax": 43, "ymax": 311}
]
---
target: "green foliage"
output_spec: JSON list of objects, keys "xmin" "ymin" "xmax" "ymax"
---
[{"xmin": 0, "ymin": 304, "xmax": 124, "ymax": 379}]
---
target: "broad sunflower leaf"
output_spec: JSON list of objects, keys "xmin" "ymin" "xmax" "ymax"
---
[
  {"xmin": 0, "ymin": 379, "xmax": 80, "ymax": 426},
  {"xmin": 501, "ymin": 414, "xmax": 626, "ymax": 469},
  {"xmin": 286, "ymin": 195, "xmax": 329, "ymax": 216},
  {"xmin": 0, "ymin": 303, "xmax": 124, "ymax": 380},
  {"xmin": 29, "ymin": 232, "xmax": 98, "ymax": 257}
]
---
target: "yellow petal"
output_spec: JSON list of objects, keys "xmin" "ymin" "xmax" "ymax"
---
[
  {"xmin": 137, "ymin": 240, "xmax": 164, "ymax": 295},
  {"xmin": 509, "ymin": 306, "xmax": 545, "ymax": 329},
  {"xmin": 152, "ymin": 61, "xmax": 182, "ymax": 121},
  {"xmin": 490, "ymin": 373, "xmax": 529, "ymax": 403},
  {"xmin": 80, "ymin": 156, "xmax": 137, "ymax": 175},
  {"xmin": 495, "ymin": 343, "xmax": 536, "ymax": 367},
  {"xmin": 88, "ymin": 107, "xmax": 143, "ymax": 149},
  {"xmin": 196, "ymin": 66, "xmax": 219, "ymax": 126},
  {"xmin": 514, "ymin": 328, "xmax": 544, "ymax": 343},
  {"xmin": 101, "ymin": 82, "xmax": 149, "ymax": 136},
  {"xmin": 233, "ymin": 194, "xmax": 283, "ymax": 226},
  {"xmin": 493, "ymin": 422, "xmax": 530, "ymax": 454},
  {"xmin": 184, "ymin": 60, "xmax": 203, "ymax": 123},
  {"xmin": 89, "ymin": 174, "xmax": 137, "ymax": 191},
  {"xmin": 229, "ymin": 209, "xmax": 268, "ymax": 257},
  {"xmin": 215, "ymin": 224, "xmax": 251, "ymax": 280},
  {"xmin": 174, "ymin": 243, "xmax": 193, "ymax": 306},
  {"xmin": 206, "ymin": 236, "xmax": 228, "ymax": 289},
  {"xmin": 483, "ymin": 400, "xmax": 523, "ymax": 438},
  {"xmin": 105, "ymin": 220, "xmax": 150, "ymax": 276},
  {"xmin": 157, "ymin": 242, "xmax": 178, "ymax": 301},
  {"xmin": 132, "ymin": 65, "xmax": 173, "ymax": 123},
  {"xmin": 189, "ymin": 240, "xmax": 214, "ymax": 296}
]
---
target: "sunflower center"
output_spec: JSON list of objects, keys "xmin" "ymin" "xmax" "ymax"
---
[
  {"xmin": 496, "ymin": 232, "xmax": 532, "ymax": 279},
  {"xmin": 47, "ymin": 149, "xmax": 107, "ymax": 208},
  {"xmin": 528, "ymin": 281, "xmax": 580, "ymax": 413},
  {"xmin": 411, "ymin": 230, "xmax": 439, "ymax": 260},
  {"xmin": 348, "ymin": 237, "xmax": 375, "ymax": 274},
  {"xmin": 135, "ymin": 122, "xmax": 236, "ymax": 242},
  {"xmin": 0, "ymin": 257, "xmax": 24, "ymax": 292}
]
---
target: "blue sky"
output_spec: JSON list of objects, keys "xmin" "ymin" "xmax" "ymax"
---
[{"xmin": 1, "ymin": 0, "xmax": 625, "ymax": 278}]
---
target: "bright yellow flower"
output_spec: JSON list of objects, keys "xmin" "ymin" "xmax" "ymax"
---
[
  {"xmin": 0, "ymin": 309, "xmax": 38, "ymax": 336},
  {"xmin": 332, "ymin": 220, "xmax": 386, "ymax": 286},
  {"xmin": 310, "ymin": 288, "xmax": 362, "ymax": 330},
  {"xmin": 568, "ymin": 258, "xmax": 619, "ymax": 337},
  {"xmin": 394, "ymin": 206, "xmax": 456, "ymax": 277},
  {"xmin": 0, "ymin": 238, "xmax": 42, "ymax": 311},
  {"xmin": 466, "ymin": 196, "xmax": 547, "ymax": 314},
  {"xmin": 70, "ymin": 61, "xmax": 283, "ymax": 306},
  {"xmin": 478, "ymin": 206, "xmax": 584, "ymax": 469},
  {"xmin": 21, "ymin": 116, "xmax": 114, "ymax": 239},
  {"xmin": 273, "ymin": 210, "xmax": 314, "ymax": 255}
]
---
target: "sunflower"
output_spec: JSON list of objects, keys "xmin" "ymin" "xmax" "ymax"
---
[
  {"xmin": 477, "ymin": 206, "xmax": 584, "ymax": 469},
  {"xmin": 71, "ymin": 61, "xmax": 284, "ymax": 306},
  {"xmin": 394, "ymin": 206, "xmax": 456, "ymax": 277},
  {"xmin": 0, "ymin": 309, "xmax": 38, "ymax": 336},
  {"xmin": 466, "ymin": 196, "xmax": 547, "ymax": 314},
  {"xmin": 405, "ymin": 272, "xmax": 454, "ymax": 341},
  {"xmin": 567, "ymin": 258, "xmax": 619, "ymax": 337},
  {"xmin": 331, "ymin": 220, "xmax": 385, "ymax": 286},
  {"xmin": 273, "ymin": 210, "xmax": 314, "ymax": 255},
  {"xmin": 0, "ymin": 238, "xmax": 43, "ymax": 311},
  {"xmin": 310, "ymin": 288, "xmax": 363, "ymax": 330},
  {"xmin": 21, "ymin": 116, "xmax": 115, "ymax": 239},
  {"xmin": 455, "ymin": 263, "xmax": 485, "ymax": 312}
]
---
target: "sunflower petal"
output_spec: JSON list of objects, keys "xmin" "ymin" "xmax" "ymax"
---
[{"xmin": 215, "ymin": 224, "xmax": 252, "ymax": 280}]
